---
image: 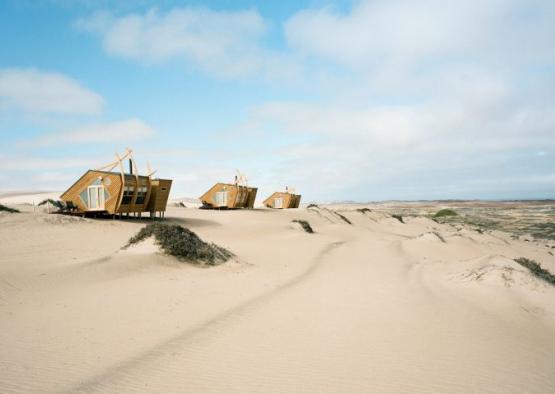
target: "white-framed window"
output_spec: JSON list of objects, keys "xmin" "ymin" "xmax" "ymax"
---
[
  {"xmin": 121, "ymin": 185, "xmax": 134, "ymax": 205},
  {"xmin": 215, "ymin": 191, "xmax": 228, "ymax": 207},
  {"xmin": 87, "ymin": 185, "xmax": 105, "ymax": 210},
  {"xmin": 135, "ymin": 186, "xmax": 148, "ymax": 204}
]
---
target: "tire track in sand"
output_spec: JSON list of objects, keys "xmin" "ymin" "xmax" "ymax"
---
[{"xmin": 66, "ymin": 240, "xmax": 346, "ymax": 393}]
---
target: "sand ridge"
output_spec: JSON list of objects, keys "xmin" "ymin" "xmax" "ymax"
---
[{"xmin": 0, "ymin": 201, "xmax": 554, "ymax": 393}]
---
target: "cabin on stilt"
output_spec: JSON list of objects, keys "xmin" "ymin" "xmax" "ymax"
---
[
  {"xmin": 200, "ymin": 171, "xmax": 257, "ymax": 209},
  {"xmin": 60, "ymin": 149, "xmax": 172, "ymax": 218},
  {"xmin": 263, "ymin": 187, "xmax": 301, "ymax": 209}
]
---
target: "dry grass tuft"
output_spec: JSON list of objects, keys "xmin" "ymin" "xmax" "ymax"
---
[
  {"xmin": 128, "ymin": 223, "xmax": 234, "ymax": 266},
  {"xmin": 292, "ymin": 219, "xmax": 314, "ymax": 233},
  {"xmin": 0, "ymin": 203, "xmax": 19, "ymax": 213},
  {"xmin": 334, "ymin": 212, "xmax": 352, "ymax": 225},
  {"xmin": 514, "ymin": 257, "xmax": 555, "ymax": 286}
]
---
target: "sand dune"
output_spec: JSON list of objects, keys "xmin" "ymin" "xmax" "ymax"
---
[
  {"xmin": 0, "ymin": 191, "xmax": 61, "ymax": 206},
  {"xmin": 1, "ymin": 201, "xmax": 554, "ymax": 393}
]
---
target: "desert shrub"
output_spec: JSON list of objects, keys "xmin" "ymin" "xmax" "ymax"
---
[
  {"xmin": 292, "ymin": 219, "xmax": 314, "ymax": 233},
  {"xmin": 38, "ymin": 199, "xmax": 64, "ymax": 210},
  {"xmin": 433, "ymin": 209, "xmax": 458, "ymax": 218},
  {"xmin": 307, "ymin": 203, "xmax": 319, "ymax": 209},
  {"xmin": 357, "ymin": 208, "xmax": 372, "ymax": 213},
  {"xmin": 433, "ymin": 231, "xmax": 446, "ymax": 243},
  {"xmin": 334, "ymin": 211, "xmax": 352, "ymax": 225},
  {"xmin": 392, "ymin": 214, "xmax": 404, "ymax": 223},
  {"xmin": 514, "ymin": 257, "xmax": 555, "ymax": 286},
  {"xmin": 0, "ymin": 203, "xmax": 19, "ymax": 213},
  {"xmin": 526, "ymin": 222, "xmax": 555, "ymax": 241},
  {"xmin": 128, "ymin": 223, "xmax": 233, "ymax": 265}
]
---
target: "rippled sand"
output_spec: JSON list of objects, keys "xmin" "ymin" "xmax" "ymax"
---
[{"xmin": 1, "ymin": 199, "xmax": 554, "ymax": 393}]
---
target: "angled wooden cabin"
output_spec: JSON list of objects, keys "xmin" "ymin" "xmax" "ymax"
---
[
  {"xmin": 200, "ymin": 172, "xmax": 257, "ymax": 209},
  {"xmin": 60, "ymin": 149, "xmax": 172, "ymax": 218},
  {"xmin": 263, "ymin": 188, "xmax": 301, "ymax": 209},
  {"xmin": 147, "ymin": 179, "xmax": 173, "ymax": 215}
]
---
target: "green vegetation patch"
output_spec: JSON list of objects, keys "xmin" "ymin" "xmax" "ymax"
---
[
  {"xmin": 128, "ymin": 223, "xmax": 234, "ymax": 266},
  {"xmin": 514, "ymin": 257, "xmax": 555, "ymax": 286},
  {"xmin": 460, "ymin": 216, "xmax": 500, "ymax": 231},
  {"xmin": 525, "ymin": 222, "xmax": 555, "ymax": 241},
  {"xmin": 292, "ymin": 219, "xmax": 314, "ymax": 233},
  {"xmin": 0, "ymin": 203, "xmax": 19, "ymax": 213},
  {"xmin": 433, "ymin": 209, "xmax": 458, "ymax": 218}
]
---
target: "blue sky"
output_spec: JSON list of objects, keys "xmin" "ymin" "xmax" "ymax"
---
[{"xmin": 0, "ymin": 0, "xmax": 554, "ymax": 201}]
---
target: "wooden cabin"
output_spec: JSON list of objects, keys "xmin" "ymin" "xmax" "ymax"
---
[
  {"xmin": 263, "ymin": 190, "xmax": 301, "ymax": 209},
  {"xmin": 200, "ymin": 183, "xmax": 257, "ymax": 209},
  {"xmin": 200, "ymin": 172, "xmax": 257, "ymax": 209},
  {"xmin": 146, "ymin": 179, "xmax": 173, "ymax": 216},
  {"xmin": 60, "ymin": 150, "xmax": 172, "ymax": 218}
]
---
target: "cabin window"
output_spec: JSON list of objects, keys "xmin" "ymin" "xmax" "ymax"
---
[
  {"xmin": 215, "ymin": 191, "xmax": 228, "ymax": 207},
  {"xmin": 135, "ymin": 186, "xmax": 148, "ymax": 205},
  {"xmin": 121, "ymin": 186, "xmax": 134, "ymax": 205},
  {"xmin": 274, "ymin": 197, "xmax": 283, "ymax": 209},
  {"xmin": 87, "ymin": 185, "xmax": 105, "ymax": 210},
  {"xmin": 161, "ymin": 188, "xmax": 167, "ymax": 191}
]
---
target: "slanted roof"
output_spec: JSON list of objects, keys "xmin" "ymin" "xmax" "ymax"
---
[{"xmin": 60, "ymin": 169, "xmax": 150, "ymax": 199}]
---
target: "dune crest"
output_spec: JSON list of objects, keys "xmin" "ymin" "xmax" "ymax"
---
[{"xmin": 1, "ymin": 201, "xmax": 554, "ymax": 393}]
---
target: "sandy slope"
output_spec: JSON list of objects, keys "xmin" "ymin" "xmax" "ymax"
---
[
  {"xmin": 0, "ymin": 203, "xmax": 554, "ymax": 393},
  {"xmin": 0, "ymin": 192, "xmax": 61, "ymax": 206}
]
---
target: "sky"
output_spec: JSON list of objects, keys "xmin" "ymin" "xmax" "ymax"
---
[{"xmin": 0, "ymin": 0, "xmax": 554, "ymax": 201}]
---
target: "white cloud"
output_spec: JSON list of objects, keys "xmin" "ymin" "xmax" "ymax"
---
[
  {"xmin": 0, "ymin": 157, "xmax": 98, "ymax": 193},
  {"xmin": 237, "ymin": 97, "xmax": 555, "ymax": 199},
  {"xmin": 76, "ymin": 8, "xmax": 300, "ymax": 80},
  {"xmin": 283, "ymin": 0, "xmax": 555, "ymax": 103},
  {"xmin": 246, "ymin": 97, "xmax": 555, "ymax": 151},
  {"xmin": 285, "ymin": 0, "xmax": 555, "ymax": 69},
  {"xmin": 234, "ymin": 0, "xmax": 554, "ymax": 199},
  {"xmin": 27, "ymin": 1, "xmax": 553, "ymax": 200},
  {"xmin": 247, "ymin": 102, "xmax": 426, "ymax": 146},
  {"xmin": 0, "ymin": 155, "xmax": 95, "ymax": 172},
  {"xmin": 24, "ymin": 118, "xmax": 155, "ymax": 147},
  {"xmin": 0, "ymin": 68, "xmax": 103, "ymax": 114}
]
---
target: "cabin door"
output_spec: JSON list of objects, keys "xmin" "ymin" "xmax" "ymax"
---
[
  {"xmin": 87, "ymin": 185, "xmax": 105, "ymax": 210},
  {"xmin": 214, "ymin": 191, "xmax": 228, "ymax": 207},
  {"xmin": 274, "ymin": 197, "xmax": 283, "ymax": 209}
]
